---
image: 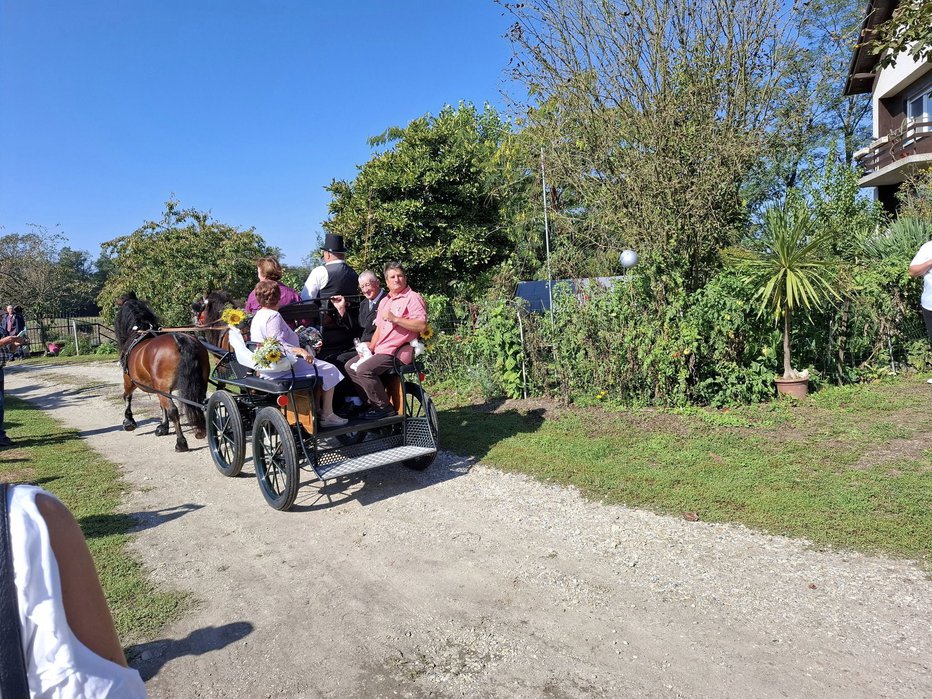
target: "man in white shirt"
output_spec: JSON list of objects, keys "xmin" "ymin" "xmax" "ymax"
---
[
  {"xmin": 909, "ymin": 240, "xmax": 932, "ymax": 340},
  {"xmin": 300, "ymin": 233, "xmax": 359, "ymax": 360},
  {"xmin": 909, "ymin": 240, "xmax": 932, "ymax": 383},
  {"xmin": 300, "ymin": 234, "xmax": 358, "ymax": 302}
]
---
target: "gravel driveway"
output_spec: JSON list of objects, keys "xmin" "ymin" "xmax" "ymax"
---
[{"xmin": 6, "ymin": 362, "xmax": 931, "ymax": 698}]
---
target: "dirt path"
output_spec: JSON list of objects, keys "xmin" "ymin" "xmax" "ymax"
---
[{"xmin": 6, "ymin": 362, "xmax": 932, "ymax": 698}]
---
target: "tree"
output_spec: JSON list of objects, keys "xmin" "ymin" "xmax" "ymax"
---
[
  {"xmin": 55, "ymin": 248, "xmax": 100, "ymax": 315},
  {"xmin": 324, "ymin": 103, "xmax": 519, "ymax": 299},
  {"xmin": 0, "ymin": 225, "xmax": 98, "ymax": 319},
  {"xmin": 871, "ymin": 0, "xmax": 932, "ymax": 68},
  {"xmin": 746, "ymin": 0, "xmax": 871, "ymax": 209},
  {"xmin": 98, "ymin": 199, "xmax": 270, "ymax": 325},
  {"xmin": 501, "ymin": 0, "xmax": 809, "ymax": 296}
]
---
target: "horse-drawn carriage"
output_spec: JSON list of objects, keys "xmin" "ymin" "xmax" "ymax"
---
[{"xmin": 116, "ymin": 296, "xmax": 439, "ymax": 512}]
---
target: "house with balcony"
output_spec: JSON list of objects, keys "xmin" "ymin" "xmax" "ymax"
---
[{"xmin": 845, "ymin": 0, "xmax": 932, "ymax": 215}]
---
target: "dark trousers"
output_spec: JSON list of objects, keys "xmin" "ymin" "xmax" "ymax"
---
[
  {"xmin": 923, "ymin": 307, "xmax": 932, "ymax": 343},
  {"xmin": 0, "ymin": 365, "xmax": 6, "ymax": 438},
  {"xmin": 346, "ymin": 354, "xmax": 396, "ymax": 409}
]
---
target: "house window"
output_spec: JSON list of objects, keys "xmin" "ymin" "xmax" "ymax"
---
[{"xmin": 906, "ymin": 91, "xmax": 931, "ymax": 135}]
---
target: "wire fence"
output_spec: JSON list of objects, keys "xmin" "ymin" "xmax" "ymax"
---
[{"xmin": 19, "ymin": 316, "xmax": 117, "ymax": 356}]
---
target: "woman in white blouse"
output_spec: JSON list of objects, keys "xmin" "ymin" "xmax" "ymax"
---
[{"xmin": 250, "ymin": 279, "xmax": 347, "ymax": 428}]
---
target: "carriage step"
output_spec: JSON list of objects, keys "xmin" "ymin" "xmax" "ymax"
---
[
  {"xmin": 317, "ymin": 414, "xmax": 402, "ymax": 437},
  {"xmin": 316, "ymin": 446, "xmax": 436, "ymax": 480}
]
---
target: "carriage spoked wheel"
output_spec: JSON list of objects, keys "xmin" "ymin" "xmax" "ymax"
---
[
  {"xmin": 402, "ymin": 383, "xmax": 439, "ymax": 471},
  {"xmin": 252, "ymin": 406, "xmax": 300, "ymax": 511},
  {"xmin": 206, "ymin": 391, "xmax": 245, "ymax": 477}
]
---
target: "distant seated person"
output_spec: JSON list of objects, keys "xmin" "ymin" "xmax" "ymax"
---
[
  {"xmin": 347, "ymin": 262, "xmax": 426, "ymax": 420},
  {"xmin": 250, "ymin": 280, "xmax": 348, "ymax": 428},
  {"xmin": 245, "ymin": 256, "xmax": 301, "ymax": 315},
  {"xmin": 331, "ymin": 269, "xmax": 386, "ymax": 371}
]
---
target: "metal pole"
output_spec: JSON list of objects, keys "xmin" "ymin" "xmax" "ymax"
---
[
  {"xmin": 540, "ymin": 147, "xmax": 554, "ymax": 327},
  {"xmin": 72, "ymin": 319, "xmax": 81, "ymax": 356},
  {"xmin": 516, "ymin": 306, "xmax": 528, "ymax": 399}
]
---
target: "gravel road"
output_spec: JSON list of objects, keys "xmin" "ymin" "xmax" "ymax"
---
[{"xmin": 5, "ymin": 362, "xmax": 931, "ymax": 698}]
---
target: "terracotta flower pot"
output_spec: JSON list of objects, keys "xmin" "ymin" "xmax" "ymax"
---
[{"xmin": 775, "ymin": 376, "xmax": 809, "ymax": 399}]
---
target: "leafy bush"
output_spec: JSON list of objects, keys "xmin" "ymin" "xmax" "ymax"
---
[
  {"xmin": 94, "ymin": 341, "xmax": 118, "ymax": 355},
  {"xmin": 56, "ymin": 338, "xmax": 94, "ymax": 357}
]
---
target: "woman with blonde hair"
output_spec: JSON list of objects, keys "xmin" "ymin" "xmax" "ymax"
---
[{"xmin": 244, "ymin": 257, "xmax": 301, "ymax": 314}]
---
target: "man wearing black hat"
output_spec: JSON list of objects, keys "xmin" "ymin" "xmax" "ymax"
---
[
  {"xmin": 300, "ymin": 233, "xmax": 359, "ymax": 303},
  {"xmin": 299, "ymin": 233, "xmax": 359, "ymax": 360}
]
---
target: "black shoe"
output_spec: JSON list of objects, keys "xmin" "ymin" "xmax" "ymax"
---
[{"xmin": 361, "ymin": 407, "xmax": 394, "ymax": 420}]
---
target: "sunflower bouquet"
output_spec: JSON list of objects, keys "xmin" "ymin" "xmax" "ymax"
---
[
  {"xmin": 252, "ymin": 337, "xmax": 290, "ymax": 370},
  {"xmin": 220, "ymin": 306, "xmax": 252, "ymax": 332}
]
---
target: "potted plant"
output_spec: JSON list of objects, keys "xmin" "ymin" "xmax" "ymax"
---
[{"xmin": 736, "ymin": 200, "xmax": 838, "ymax": 399}]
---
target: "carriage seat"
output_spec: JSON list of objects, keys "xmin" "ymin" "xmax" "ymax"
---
[
  {"xmin": 219, "ymin": 327, "xmax": 322, "ymax": 394},
  {"xmin": 232, "ymin": 374, "xmax": 321, "ymax": 394}
]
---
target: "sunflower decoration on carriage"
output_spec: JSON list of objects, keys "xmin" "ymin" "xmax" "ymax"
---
[{"xmin": 411, "ymin": 322, "xmax": 434, "ymax": 357}]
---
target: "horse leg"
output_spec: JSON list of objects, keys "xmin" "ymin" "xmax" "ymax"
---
[
  {"xmin": 160, "ymin": 395, "xmax": 188, "ymax": 452},
  {"xmin": 122, "ymin": 375, "xmax": 137, "ymax": 431},
  {"xmin": 154, "ymin": 406, "xmax": 170, "ymax": 436}
]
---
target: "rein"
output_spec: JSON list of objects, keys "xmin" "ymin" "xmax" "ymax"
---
[{"xmin": 148, "ymin": 325, "xmax": 229, "ymax": 333}]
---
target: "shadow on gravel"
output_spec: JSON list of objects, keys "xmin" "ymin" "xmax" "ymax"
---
[
  {"xmin": 79, "ymin": 503, "xmax": 205, "ymax": 539},
  {"xmin": 79, "ymin": 423, "xmax": 142, "ymax": 437},
  {"xmin": 127, "ymin": 621, "xmax": 254, "ymax": 680},
  {"xmin": 289, "ymin": 454, "xmax": 476, "ymax": 512}
]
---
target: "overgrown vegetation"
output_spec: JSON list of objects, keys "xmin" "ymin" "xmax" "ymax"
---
[{"xmin": 323, "ymin": 0, "xmax": 932, "ymax": 408}]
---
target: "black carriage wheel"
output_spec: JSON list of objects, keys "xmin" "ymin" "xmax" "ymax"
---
[
  {"xmin": 402, "ymin": 383, "xmax": 438, "ymax": 471},
  {"xmin": 252, "ymin": 407, "xmax": 300, "ymax": 510},
  {"xmin": 206, "ymin": 391, "xmax": 245, "ymax": 477}
]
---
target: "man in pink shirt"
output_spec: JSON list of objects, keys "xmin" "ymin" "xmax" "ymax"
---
[{"xmin": 347, "ymin": 261, "xmax": 427, "ymax": 419}]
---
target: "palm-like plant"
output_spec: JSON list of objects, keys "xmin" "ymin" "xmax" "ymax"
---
[
  {"xmin": 860, "ymin": 216, "xmax": 932, "ymax": 261},
  {"xmin": 738, "ymin": 202, "xmax": 838, "ymax": 380}
]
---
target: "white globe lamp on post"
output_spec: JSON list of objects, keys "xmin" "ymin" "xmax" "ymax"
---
[{"xmin": 619, "ymin": 249, "xmax": 638, "ymax": 275}]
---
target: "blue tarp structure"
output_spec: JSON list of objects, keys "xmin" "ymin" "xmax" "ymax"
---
[{"xmin": 514, "ymin": 276, "xmax": 627, "ymax": 312}]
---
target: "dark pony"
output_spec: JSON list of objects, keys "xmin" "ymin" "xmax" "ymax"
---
[
  {"xmin": 193, "ymin": 290, "xmax": 237, "ymax": 348},
  {"xmin": 115, "ymin": 296, "xmax": 209, "ymax": 451}
]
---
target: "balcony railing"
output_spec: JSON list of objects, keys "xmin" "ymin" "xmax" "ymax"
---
[{"xmin": 854, "ymin": 120, "xmax": 932, "ymax": 175}]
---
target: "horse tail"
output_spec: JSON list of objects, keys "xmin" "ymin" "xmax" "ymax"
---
[{"xmin": 173, "ymin": 333, "xmax": 208, "ymax": 434}]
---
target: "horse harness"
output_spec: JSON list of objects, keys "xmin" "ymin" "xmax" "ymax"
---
[{"xmin": 120, "ymin": 324, "xmax": 159, "ymax": 374}]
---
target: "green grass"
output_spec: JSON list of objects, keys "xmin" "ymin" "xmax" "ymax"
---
[
  {"xmin": 435, "ymin": 378, "xmax": 932, "ymax": 568},
  {"xmin": 1, "ymin": 395, "xmax": 188, "ymax": 644}
]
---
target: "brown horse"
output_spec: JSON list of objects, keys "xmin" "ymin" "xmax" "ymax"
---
[
  {"xmin": 115, "ymin": 297, "xmax": 209, "ymax": 451},
  {"xmin": 192, "ymin": 290, "xmax": 237, "ymax": 349}
]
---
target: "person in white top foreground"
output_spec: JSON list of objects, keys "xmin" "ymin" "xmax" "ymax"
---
[
  {"xmin": 909, "ymin": 238, "xmax": 932, "ymax": 383},
  {"xmin": 6, "ymin": 484, "xmax": 148, "ymax": 697}
]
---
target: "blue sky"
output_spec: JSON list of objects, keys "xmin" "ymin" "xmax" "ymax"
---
[{"xmin": 0, "ymin": 0, "xmax": 516, "ymax": 266}]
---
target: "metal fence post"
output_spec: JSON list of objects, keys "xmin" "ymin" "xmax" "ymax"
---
[{"xmin": 72, "ymin": 320, "xmax": 81, "ymax": 356}]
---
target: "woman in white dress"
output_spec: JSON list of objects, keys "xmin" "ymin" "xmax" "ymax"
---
[{"xmin": 250, "ymin": 279, "xmax": 348, "ymax": 428}]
